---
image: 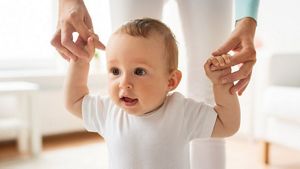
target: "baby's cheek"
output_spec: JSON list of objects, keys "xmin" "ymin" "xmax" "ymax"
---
[{"xmin": 108, "ymin": 82, "xmax": 117, "ymax": 95}]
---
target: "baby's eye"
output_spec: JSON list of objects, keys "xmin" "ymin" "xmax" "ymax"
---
[
  {"xmin": 110, "ymin": 67, "xmax": 120, "ymax": 76},
  {"xmin": 134, "ymin": 68, "xmax": 146, "ymax": 76}
]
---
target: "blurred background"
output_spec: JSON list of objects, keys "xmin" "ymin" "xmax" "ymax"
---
[{"xmin": 0, "ymin": 0, "xmax": 300, "ymax": 169}]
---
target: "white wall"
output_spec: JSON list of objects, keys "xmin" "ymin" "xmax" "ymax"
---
[
  {"xmin": 238, "ymin": 0, "xmax": 300, "ymax": 138},
  {"xmin": 256, "ymin": 0, "xmax": 300, "ymax": 53}
]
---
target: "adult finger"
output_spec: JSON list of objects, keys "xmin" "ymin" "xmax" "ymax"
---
[
  {"xmin": 221, "ymin": 61, "xmax": 254, "ymax": 84},
  {"xmin": 230, "ymin": 46, "xmax": 256, "ymax": 66},
  {"xmin": 58, "ymin": 51, "xmax": 69, "ymax": 61},
  {"xmin": 51, "ymin": 30, "xmax": 78, "ymax": 60},
  {"xmin": 71, "ymin": 17, "xmax": 91, "ymax": 41},
  {"xmin": 237, "ymin": 81, "xmax": 249, "ymax": 96},
  {"xmin": 88, "ymin": 31, "xmax": 106, "ymax": 50},
  {"xmin": 84, "ymin": 14, "xmax": 106, "ymax": 50},
  {"xmin": 59, "ymin": 47, "xmax": 77, "ymax": 61},
  {"xmin": 94, "ymin": 37, "xmax": 106, "ymax": 50},
  {"xmin": 230, "ymin": 76, "xmax": 250, "ymax": 95},
  {"xmin": 72, "ymin": 19, "xmax": 105, "ymax": 50},
  {"xmin": 61, "ymin": 23, "xmax": 89, "ymax": 58},
  {"xmin": 212, "ymin": 37, "xmax": 240, "ymax": 56}
]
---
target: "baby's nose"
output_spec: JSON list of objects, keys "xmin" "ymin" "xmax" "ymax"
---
[{"xmin": 119, "ymin": 76, "xmax": 133, "ymax": 89}]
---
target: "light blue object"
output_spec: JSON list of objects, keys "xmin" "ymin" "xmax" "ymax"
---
[{"xmin": 235, "ymin": 0, "xmax": 260, "ymax": 21}]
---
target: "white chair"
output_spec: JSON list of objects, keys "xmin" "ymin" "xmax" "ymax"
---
[
  {"xmin": 0, "ymin": 81, "xmax": 41, "ymax": 156},
  {"xmin": 254, "ymin": 53, "xmax": 300, "ymax": 164}
]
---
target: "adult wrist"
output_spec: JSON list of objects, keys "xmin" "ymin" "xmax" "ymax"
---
[
  {"xmin": 235, "ymin": 17, "xmax": 257, "ymax": 39},
  {"xmin": 236, "ymin": 17, "xmax": 257, "ymax": 27}
]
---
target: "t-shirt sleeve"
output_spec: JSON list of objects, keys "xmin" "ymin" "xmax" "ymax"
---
[
  {"xmin": 184, "ymin": 99, "xmax": 217, "ymax": 140},
  {"xmin": 82, "ymin": 94, "xmax": 110, "ymax": 137}
]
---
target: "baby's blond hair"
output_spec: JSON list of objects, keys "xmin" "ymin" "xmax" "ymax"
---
[{"xmin": 115, "ymin": 18, "xmax": 178, "ymax": 72}]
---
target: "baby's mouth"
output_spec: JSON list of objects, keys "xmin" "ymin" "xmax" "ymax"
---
[{"xmin": 120, "ymin": 96, "xmax": 138, "ymax": 106}]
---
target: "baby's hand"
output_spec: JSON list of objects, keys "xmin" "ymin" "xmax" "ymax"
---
[
  {"xmin": 72, "ymin": 36, "xmax": 96, "ymax": 63},
  {"xmin": 204, "ymin": 54, "xmax": 231, "ymax": 85},
  {"xmin": 209, "ymin": 54, "xmax": 231, "ymax": 70}
]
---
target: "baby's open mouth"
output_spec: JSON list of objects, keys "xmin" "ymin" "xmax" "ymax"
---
[{"xmin": 120, "ymin": 97, "xmax": 138, "ymax": 106}]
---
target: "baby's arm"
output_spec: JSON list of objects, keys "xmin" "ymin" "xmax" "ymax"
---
[
  {"xmin": 64, "ymin": 37, "xmax": 95, "ymax": 118},
  {"xmin": 204, "ymin": 54, "xmax": 240, "ymax": 137}
]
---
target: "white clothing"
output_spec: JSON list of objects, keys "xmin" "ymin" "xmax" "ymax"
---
[{"xmin": 82, "ymin": 92, "xmax": 217, "ymax": 169}]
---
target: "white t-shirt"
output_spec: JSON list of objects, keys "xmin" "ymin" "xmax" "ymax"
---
[{"xmin": 82, "ymin": 92, "xmax": 217, "ymax": 169}]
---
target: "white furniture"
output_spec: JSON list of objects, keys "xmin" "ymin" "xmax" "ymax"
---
[
  {"xmin": 0, "ymin": 81, "xmax": 40, "ymax": 156},
  {"xmin": 0, "ymin": 72, "xmax": 107, "ymax": 143},
  {"xmin": 254, "ymin": 53, "xmax": 300, "ymax": 164}
]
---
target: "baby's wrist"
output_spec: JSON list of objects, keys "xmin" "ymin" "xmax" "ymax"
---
[
  {"xmin": 213, "ymin": 82, "xmax": 234, "ymax": 88},
  {"xmin": 70, "ymin": 59, "xmax": 90, "ymax": 68},
  {"xmin": 211, "ymin": 81, "xmax": 223, "ymax": 86}
]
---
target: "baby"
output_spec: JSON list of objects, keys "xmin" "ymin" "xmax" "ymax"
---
[{"xmin": 64, "ymin": 18, "xmax": 240, "ymax": 169}]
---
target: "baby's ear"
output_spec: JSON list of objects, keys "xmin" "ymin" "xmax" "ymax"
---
[{"xmin": 168, "ymin": 70, "xmax": 182, "ymax": 91}]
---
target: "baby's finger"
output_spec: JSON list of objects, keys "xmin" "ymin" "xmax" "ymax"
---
[
  {"xmin": 210, "ymin": 57, "xmax": 220, "ymax": 67},
  {"xmin": 87, "ymin": 37, "xmax": 95, "ymax": 56},
  {"xmin": 216, "ymin": 56, "xmax": 225, "ymax": 66},
  {"xmin": 222, "ymin": 54, "xmax": 231, "ymax": 64},
  {"xmin": 210, "ymin": 65, "xmax": 217, "ymax": 71},
  {"xmin": 204, "ymin": 59, "xmax": 212, "ymax": 74}
]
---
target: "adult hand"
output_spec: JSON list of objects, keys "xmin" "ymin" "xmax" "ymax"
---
[
  {"xmin": 212, "ymin": 17, "xmax": 257, "ymax": 95},
  {"xmin": 51, "ymin": 0, "xmax": 105, "ymax": 61}
]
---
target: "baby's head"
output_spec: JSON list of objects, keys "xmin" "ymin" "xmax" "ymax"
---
[{"xmin": 105, "ymin": 18, "xmax": 182, "ymax": 116}]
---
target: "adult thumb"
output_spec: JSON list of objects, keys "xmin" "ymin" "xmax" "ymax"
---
[{"xmin": 212, "ymin": 37, "xmax": 239, "ymax": 56}]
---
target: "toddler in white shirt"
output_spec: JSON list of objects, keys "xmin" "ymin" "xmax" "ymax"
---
[{"xmin": 63, "ymin": 18, "xmax": 240, "ymax": 169}]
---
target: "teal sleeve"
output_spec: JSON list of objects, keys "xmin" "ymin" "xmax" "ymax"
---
[{"xmin": 235, "ymin": 0, "xmax": 260, "ymax": 21}]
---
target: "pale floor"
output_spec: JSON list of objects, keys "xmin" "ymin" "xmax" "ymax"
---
[{"xmin": 0, "ymin": 132, "xmax": 299, "ymax": 169}]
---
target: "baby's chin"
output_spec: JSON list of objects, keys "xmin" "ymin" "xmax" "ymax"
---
[
  {"xmin": 123, "ymin": 103, "xmax": 165, "ymax": 116},
  {"xmin": 111, "ymin": 96, "xmax": 165, "ymax": 116},
  {"xmin": 118, "ymin": 103, "xmax": 157, "ymax": 116}
]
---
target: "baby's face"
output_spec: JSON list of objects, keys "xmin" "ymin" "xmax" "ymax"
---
[{"xmin": 105, "ymin": 33, "xmax": 170, "ymax": 116}]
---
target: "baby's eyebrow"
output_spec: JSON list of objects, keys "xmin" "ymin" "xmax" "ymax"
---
[{"xmin": 134, "ymin": 63, "xmax": 153, "ymax": 70}]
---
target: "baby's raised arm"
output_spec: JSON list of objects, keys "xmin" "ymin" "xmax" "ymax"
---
[
  {"xmin": 204, "ymin": 54, "xmax": 240, "ymax": 137},
  {"xmin": 64, "ymin": 37, "xmax": 95, "ymax": 118}
]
